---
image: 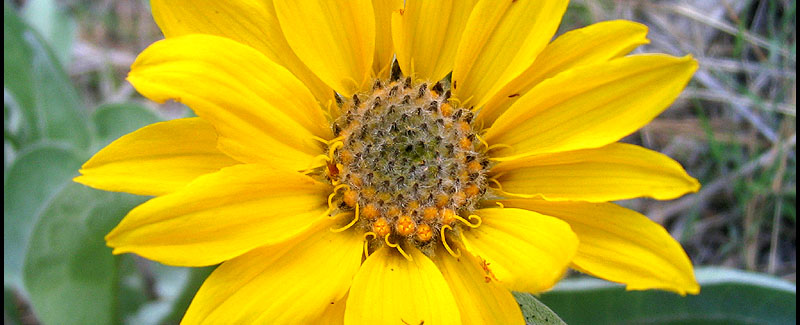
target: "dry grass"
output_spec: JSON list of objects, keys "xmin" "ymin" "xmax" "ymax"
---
[{"xmin": 564, "ymin": 0, "xmax": 796, "ymax": 281}]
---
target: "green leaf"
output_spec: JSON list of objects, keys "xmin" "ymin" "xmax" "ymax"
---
[
  {"xmin": 4, "ymin": 288, "xmax": 23, "ymax": 325},
  {"xmin": 115, "ymin": 255, "xmax": 153, "ymax": 322},
  {"xmin": 539, "ymin": 267, "xmax": 797, "ymax": 325},
  {"xmin": 22, "ymin": 184, "xmax": 145, "ymax": 325},
  {"xmin": 3, "ymin": 144, "xmax": 83, "ymax": 290},
  {"xmin": 513, "ymin": 292, "xmax": 567, "ymax": 325},
  {"xmin": 20, "ymin": 0, "xmax": 76, "ymax": 66},
  {"xmin": 156, "ymin": 266, "xmax": 215, "ymax": 324},
  {"xmin": 91, "ymin": 103, "xmax": 162, "ymax": 149},
  {"xmin": 126, "ymin": 265, "xmax": 214, "ymax": 325},
  {"xmin": 3, "ymin": 3, "xmax": 90, "ymax": 150}
]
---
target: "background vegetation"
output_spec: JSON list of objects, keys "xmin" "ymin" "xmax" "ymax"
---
[{"xmin": 4, "ymin": 0, "xmax": 796, "ymax": 324}]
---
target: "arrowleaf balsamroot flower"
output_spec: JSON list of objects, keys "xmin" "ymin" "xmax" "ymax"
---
[{"xmin": 75, "ymin": 0, "xmax": 701, "ymax": 323}]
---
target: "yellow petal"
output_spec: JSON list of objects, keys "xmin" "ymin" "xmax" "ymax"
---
[
  {"xmin": 484, "ymin": 54, "xmax": 698, "ymax": 160},
  {"xmin": 127, "ymin": 34, "xmax": 331, "ymax": 170},
  {"xmin": 274, "ymin": 0, "xmax": 375, "ymax": 96},
  {"xmin": 433, "ymin": 249, "xmax": 524, "ymax": 325},
  {"xmin": 150, "ymin": 0, "xmax": 334, "ymax": 103},
  {"xmin": 452, "ymin": 0, "xmax": 568, "ymax": 108},
  {"xmin": 75, "ymin": 118, "xmax": 238, "ymax": 196},
  {"xmin": 491, "ymin": 143, "xmax": 700, "ymax": 202},
  {"xmin": 183, "ymin": 223, "xmax": 363, "ymax": 323},
  {"xmin": 460, "ymin": 208, "xmax": 577, "ymax": 293},
  {"xmin": 372, "ymin": 0, "xmax": 403, "ymax": 79},
  {"xmin": 478, "ymin": 20, "xmax": 650, "ymax": 126},
  {"xmin": 316, "ymin": 294, "xmax": 348, "ymax": 325},
  {"xmin": 106, "ymin": 164, "xmax": 330, "ymax": 266},
  {"xmin": 344, "ymin": 247, "xmax": 461, "ymax": 325},
  {"xmin": 498, "ymin": 199, "xmax": 700, "ymax": 295},
  {"xmin": 392, "ymin": 0, "xmax": 476, "ymax": 82}
]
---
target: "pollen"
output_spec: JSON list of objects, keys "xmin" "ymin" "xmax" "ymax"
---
[
  {"xmin": 326, "ymin": 73, "xmax": 490, "ymax": 256},
  {"xmin": 440, "ymin": 102, "xmax": 453, "ymax": 117},
  {"xmin": 459, "ymin": 137, "xmax": 473, "ymax": 150},
  {"xmin": 362, "ymin": 203, "xmax": 380, "ymax": 220},
  {"xmin": 415, "ymin": 224, "xmax": 433, "ymax": 242},
  {"xmin": 422, "ymin": 206, "xmax": 439, "ymax": 221},
  {"xmin": 396, "ymin": 215, "xmax": 416, "ymax": 236},
  {"xmin": 435, "ymin": 194, "xmax": 449, "ymax": 208},
  {"xmin": 343, "ymin": 189, "xmax": 358, "ymax": 207},
  {"xmin": 465, "ymin": 184, "xmax": 481, "ymax": 197},
  {"xmin": 467, "ymin": 160, "xmax": 483, "ymax": 174},
  {"xmin": 441, "ymin": 208, "xmax": 456, "ymax": 225},
  {"xmin": 373, "ymin": 217, "xmax": 391, "ymax": 237}
]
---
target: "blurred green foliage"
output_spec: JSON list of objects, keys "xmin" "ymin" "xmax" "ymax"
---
[
  {"xmin": 538, "ymin": 268, "xmax": 796, "ymax": 324},
  {"xmin": 4, "ymin": 2, "xmax": 205, "ymax": 324}
]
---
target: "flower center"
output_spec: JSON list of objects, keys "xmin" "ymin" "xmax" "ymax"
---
[{"xmin": 327, "ymin": 75, "xmax": 489, "ymax": 257}]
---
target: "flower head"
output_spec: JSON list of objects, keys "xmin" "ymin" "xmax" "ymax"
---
[{"xmin": 75, "ymin": 0, "xmax": 701, "ymax": 323}]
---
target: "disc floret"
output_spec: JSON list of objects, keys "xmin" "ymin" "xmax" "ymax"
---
[{"xmin": 327, "ymin": 75, "xmax": 489, "ymax": 256}]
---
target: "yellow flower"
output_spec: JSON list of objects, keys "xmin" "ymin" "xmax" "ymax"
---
[{"xmin": 75, "ymin": 0, "xmax": 701, "ymax": 323}]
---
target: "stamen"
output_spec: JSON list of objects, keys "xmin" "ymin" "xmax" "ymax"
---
[
  {"xmin": 375, "ymin": 63, "xmax": 392, "ymax": 79},
  {"xmin": 328, "ymin": 141, "xmax": 343, "ymax": 160},
  {"xmin": 453, "ymin": 214, "xmax": 482, "ymax": 228},
  {"xmin": 328, "ymin": 135, "xmax": 345, "ymax": 145},
  {"xmin": 301, "ymin": 154, "xmax": 331, "ymax": 174},
  {"xmin": 495, "ymin": 201, "xmax": 505, "ymax": 209},
  {"xmin": 475, "ymin": 118, "xmax": 485, "ymax": 134},
  {"xmin": 489, "ymin": 154, "xmax": 522, "ymax": 162},
  {"xmin": 327, "ymin": 184, "xmax": 351, "ymax": 211},
  {"xmin": 331, "ymin": 203, "xmax": 359, "ymax": 232},
  {"xmin": 324, "ymin": 99, "xmax": 337, "ymax": 120},
  {"xmin": 459, "ymin": 95, "xmax": 476, "ymax": 108},
  {"xmin": 475, "ymin": 133, "xmax": 490, "ymax": 151},
  {"xmin": 344, "ymin": 77, "xmax": 360, "ymax": 95},
  {"xmin": 385, "ymin": 234, "xmax": 412, "ymax": 261},
  {"xmin": 311, "ymin": 135, "xmax": 332, "ymax": 146},
  {"xmin": 328, "ymin": 212, "xmax": 352, "ymax": 221},
  {"xmin": 493, "ymin": 188, "xmax": 535, "ymax": 199},
  {"xmin": 486, "ymin": 143, "xmax": 513, "ymax": 151},
  {"xmin": 448, "ymin": 97, "xmax": 464, "ymax": 107},
  {"xmin": 487, "ymin": 178, "xmax": 504, "ymax": 192},
  {"xmin": 440, "ymin": 225, "xmax": 461, "ymax": 258},
  {"xmin": 363, "ymin": 232, "xmax": 377, "ymax": 257}
]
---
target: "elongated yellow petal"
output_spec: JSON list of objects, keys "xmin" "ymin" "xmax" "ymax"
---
[
  {"xmin": 344, "ymin": 247, "xmax": 461, "ymax": 325},
  {"xmin": 485, "ymin": 54, "xmax": 698, "ymax": 160},
  {"xmin": 150, "ymin": 0, "xmax": 334, "ymax": 103},
  {"xmin": 106, "ymin": 165, "xmax": 330, "ymax": 266},
  {"xmin": 452, "ymin": 0, "xmax": 568, "ymax": 108},
  {"xmin": 127, "ymin": 34, "xmax": 330, "ymax": 170},
  {"xmin": 478, "ymin": 20, "xmax": 650, "ymax": 126},
  {"xmin": 316, "ymin": 294, "xmax": 347, "ymax": 325},
  {"xmin": 498, "ymin": 199, "xmax": 700, "ymax": 295},
  {"xmin": 183, "ymin": 222, "xmax": 363, "ymax": 323},
  {"xmin": 75, "ymin": 118, "xmax": 238, "ymax": 196},
  {"xmin": 434, "ymin": 249, "xmax": 524, "ymax": 325},
  {"xmin": 274, "ymin": 0, "xmax": 375, "ymax": 96},
  {"xmin": 392, "ymin": 0, "xmax": 476, "ymax": 82},
  {"xmin": 460, "ymin": 208, "xmax": 577, "ymax": 293},
  {"xmin": 491, "ymin": 143, "xmax": 700, "ymax": 202},
  {"xmin": 373, "ymin": 0, "xmax": 403, "ymax": 79}
]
